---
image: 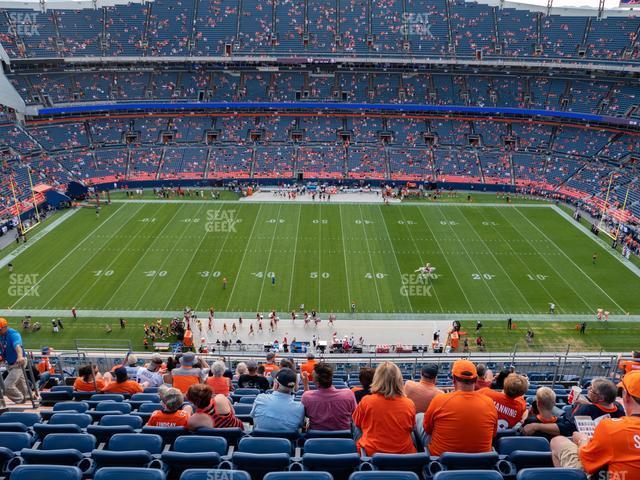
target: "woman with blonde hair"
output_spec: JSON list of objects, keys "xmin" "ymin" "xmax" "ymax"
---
[{"xmin": 352, "ymin": 361, "xmax": 417, "ymax": 455}]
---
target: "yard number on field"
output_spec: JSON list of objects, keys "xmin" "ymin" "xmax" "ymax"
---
[
  {"xmin": 266, "ymin": 219, "xmax": 285, "ymax": 224},
  {"xmin": 198, "ymin": 271, "xmax": 221, "ymax": 278},
  {"xmin": 139, "ymin": 217, "xmax": 156, "ymax": 223},
  {"xmin": 397, "ymin": 220, "xmax": 416, "ymax": 225},
  {"xmin": 310, "ymin": 272, "xmax": 330, "ymax": 279},
  {"xmin": 252, "ymin": 272, "xmax": 275, "ymax": 278},
  {"xmin": 144, "ymin": 270, "xmax": 167, "ymax": 277},
  {"xmin": 93, "ymin": 270, "xmax": 114, "ymax": 276},
  {"xmin": 312, "ymin": 219, "xmax": 328, "ymax": 224},
  {"xmin": 366, "ymin": 272, "xmax": 388, "ymax": 279},
  {"xmin": 527, "ymin": 274, "xmax": 548, "ymax": 281},
  {"xmin": 355, "ymin": 220, "xmax": 374, "ymax": 224},
  {"xmin": 472, "ymin": 273, "xmax": 495, "ymax": 280},
  {"xmin": 440, "ymin": 220, "xmax": 458, "ymax": 226}
]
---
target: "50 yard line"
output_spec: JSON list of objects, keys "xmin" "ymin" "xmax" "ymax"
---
[
  {"xmin": 338, "ymin": 205, "xmax": 353, "ymax": 311},
  {"xmin": 286, "ymin": 204, "xmax": 302, "ymax": 311},
  {"xmin": 255, "ymin": 204, "xmax": 283, "ymax": 311}
]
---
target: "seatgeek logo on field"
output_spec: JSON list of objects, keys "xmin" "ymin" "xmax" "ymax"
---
[
  {"xmin": 400, "ymin": 274, "xmax": 434, "ymax": 298},
  {"xmin": 205, "ymin": 209, "xmax": 241, "ymax": 233},
  {"xmin": 8, "ymin": 13, "xmax": 39, "ymax": 36},
  {"xmin": 400, "ymin": 13, "xmax": 434, "ymax": 38},
  {"xmin": 8, "ymin": 273, "xmax": 40, "ymax": 297}
]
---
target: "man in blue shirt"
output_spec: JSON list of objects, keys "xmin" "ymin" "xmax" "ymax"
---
[
  {"xmin": 251, "ymin": 368, "xmax": 304, "ymax": 432},
  {"xmin": 0, "ymin": 318, "xmax": 29, "ymax": 405}
]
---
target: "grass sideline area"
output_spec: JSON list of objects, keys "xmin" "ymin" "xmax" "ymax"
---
[{"xmin": 8, "ymin": 316, "xmax": 640, "ymax": 353}]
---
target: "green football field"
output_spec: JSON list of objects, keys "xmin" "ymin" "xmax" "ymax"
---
[{"xmin": 1, "ymin": 199, "xmax": 639, "ymax": 317}]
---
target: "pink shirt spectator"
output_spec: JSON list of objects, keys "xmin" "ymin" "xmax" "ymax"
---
[{"xmin": 301, "ymin": 387, "xmax": 357, "ymax": 431}]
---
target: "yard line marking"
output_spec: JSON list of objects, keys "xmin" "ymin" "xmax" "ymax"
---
[
  {"xmin": 550, "ymin": 205, "xmax": 640, "ymax": 279},
  {"xmin": 225, "ymin": 204, "xmax": 263, "ymax": 312},
  {"xmin": 475, "ymin": 207, "xmax": 563, "ymax": 314},
  {"xmin": 71, "ymin": 205, "xmax": 162, "ymax": 309},
  {"xmin": 454, "ymin": 206, "xmax": 535, "ymax": 313},
  {"xmin": 375, "ymin": 205, "xmax": 414, "ymax": 313},
  {"xmin": 10, "ymin": 204, "xmax": 127, "ymax": 308},
  {"xmin": 0, "ymin": 209, "xmax": 79, "ymax": 269},
  {"xmin": 434, "ymin": 206, "xmax": 506, "ymax": 313},
  {"xmin": 101, "ymin": 203, "xmax": 180, "ymax": 309},
  {"xmin": 133, "ymin": 203, "xmax": 208, "ymax": 310},
  {"xmin": 286, "ymin": 204, "xmax": 302, "ymax": 311},
  {"xmin": 194, "ymin": 204, "xmax": 247, "ymax": 311},
  {"xmin": 255, "ymin": 204, "xmax": 283, "ymax": 311},
  {"xmin": 513, "ymin": 208, "xmax": 627, "ymax": 313},
  {"xmin": 338, "ymin": 205, "xmax": 353, "ymax": 311},
  {"xmin": 395, "ymin": 206, "xmax": 444, "ymax": 312},
  {"xmin": 357, "ymin": 204, "xmax": 383, "ymax": 312},
  {"xmin": 414, "ymin": 206, "xmax": 475, "ymax": 313},
  {"xmin": 162, "ymin": 203, "xmax": 224, "ymax": 311}
]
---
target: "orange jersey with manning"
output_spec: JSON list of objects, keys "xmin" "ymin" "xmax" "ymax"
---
[
  {"xmin": 423, "ymin": 390, "xmax": 498, "ymax": 456},
  {"xmin": 147, "ymin": 409, "xmax": 190, "ymax": 428},
  {"xmin": 352, "ymin": 393, "xmax": 417, "ymax": 456},
  {"xmin": 480, "ymin": 388, "xmax": 527, "ymax": 429},
  {"xmin": 579, "ymin": 416, "xmax": 640, "ymax": 477}
]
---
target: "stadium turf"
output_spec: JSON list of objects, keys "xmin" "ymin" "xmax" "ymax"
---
[{"xmin": 0, "ymin": 199, "xmax": 638, "ymax": 318}]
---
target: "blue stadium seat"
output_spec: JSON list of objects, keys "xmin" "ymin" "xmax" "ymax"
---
[
  {"xmin": 181, "ymin": 470, "xmax": 252, "ymax": 480},
  {"xmin": 238, "ymin": 396, "xmax": 257, "ymax": 404},
  {"xmin": 100, "ymin": 415, "xmax": 143, "ymax": 429},
  {"xmin": 18, "ymin": 433, "xmax": 96, "ymax": 473},
  {"xmin": 54, "ymin": 401, "xmax": 90, "ymax": 413},
  {"xmin": 141, "ymin": 426, "xmax": 188, "ymax": 446},
  {"xmin": 433, "ymin": 472, "xmax": 503, "ymax": 480},
  {"xmin": 162, "ymin": 436, "xmax": 226, "ymax": 474},
  {"xmin": 264, "ymin": 473, "xmax": 333, "ymax": 480},
  {"xmin": 91, "ymin": 433, "xmax": 163, "ymax": 468},
  {"xmin": 251, "ymin": 428, "xmax": 300, "ymax": 442},
  {"xmin": 304, "ymin": 430, "xmax": 353, "ymax": 440},
  {"xmin": 435, "ymin": 452, "xmax": 500, "ymax": 471},
  {"xmin": 88, "ymin": 394, "xmax": 125, "ymax": 408},
  {"xmin": 232, "ymin": 388, "xmax": 261, "ymax": 400},
  {"xmin": 0, "ymin": 412, "xmax": 41, "ymax": 427},
  {"xmin": 96, "ymin": 401, "xmax": 132, "ymax": 414},
  {"xmin": 87, "ymin": 425, "xmax": 136, "ymax": 444},
  {"xmin": 302, "ymin": 439, "xmax": 360, "ymax": 480},
  {"xmin": 10, "ymin": 465, "xmax": 82, "ymax": 480},
  {"xmin": 497, "ymin": 437, "xmax": 550, "ymax": 455},
  {"xmin": 516, "ymin": 469, "xmax": 587, "ymax": 480},
  {"xmin": 194, "ymin": 428, "xmax": 245, "ymax": 447},
  {"xmin": 94, "ymin": 467, "xmax": 166, "ymax": 480},
  {"xmin": 33, "ymin": 423, "xmax": 83, "ymax": 440},
  {"xmin": 370, "ymin": 453, "xmax": 430, "ymax": 477},
  {"xmin": 231, "ymin": 437, "xmax": 292, "ymax": 480},
  {"xmin": 40, "ymin": 390, "xmax": 73, "ymax": 406},
  {"xmin": 349, "ymin": 472, "xmax": 420, "ymax": 480},
  {"xmin": 49, "ymin": 413, "xmax": 93, "ymax": 428},
  {"xmin": 138, "ymin": 403, "xmax": 162, "ymax": 413},
  {"xmin": 0, "ymin": 432, "xmax": 32, "ymax": 469},
  {"xmin": 129, "ymin": 393, "xmax": 161, "ymax": 409}
]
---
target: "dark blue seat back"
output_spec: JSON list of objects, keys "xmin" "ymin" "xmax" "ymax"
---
[
  {"xmin": 91, "ymin": 394, "xmax": 125, "ymax": 403},
  {"xmin": 0, "ymin": 432, "xmax": 32, "ymax": 451},
  {"xmin": 94, "ymin": 467, "xmax": 166, "ymax": 480},
  {"xmin": 10, "ymin": 465, "xmax": 82, "ymax": 480},
  {"xmin": 108, "ymin": 433, "xmax": 163, "ymax": 454},
  {"xmin": 516, "ymin": 468, "xmax": 588, "ymax": 480},
  {"xmin": 349, "ymin": 472, "xmax": 420, "ymax": 480},
  {"xmin": 173, "ymin": 436, "xmax": 228, "ymax": 455},
  {"xmin": 433, "ymin": 471, "xmax": 503, "ymax": 480},
  {"xmin": 138, "ymin": 403, "xmax": 162, "ymax": 413},
  {"xmin": 238, "ymin": 437, "xmax": 292, "ymax": 454},
  {"xmin": 101, "ymin": 415, "xmax": 143, "ymax": 429},
  {"xmin": 0, "ymin": 412, "xmax": 41, "ymax": 427},
  {"xmin": 180, "ymin": 470, "xmax": 251, "ymax": 480},
  {"xmin": 42, "ymin": 433, "xmax": 96, "ymax": 453},
  {"xmin": 194, "ymin": 428, "xmax": 245, "ymax": 447},
  {"xmin": 264, "ymin": 473, "xmax": 333, "ymax": 480},
  {"xmin": 497, "ymin": 437, "xmax": 550, "ymax": 455},
  {"xmin": 97, "ymin": 401, "xmax": 132, "ymax": 414},
  {"xmin": 49, "ymin": 413, "xmax": 93, "ymax": 428},
  {"xmin": 303, "ymin": 438, "xmax": 357, "ymax": 454},
  {"xmin": 437, "ymin": 452, "xmax": 500, "ymax": 470},
  {"xmin": 53, "ymin": 402, "xmax": 89, "ymax": 413}
]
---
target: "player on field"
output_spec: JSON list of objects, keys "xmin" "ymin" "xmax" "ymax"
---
[{"xmin": 592, "ymin": 252, "xmax": 597, "ymax": 264}]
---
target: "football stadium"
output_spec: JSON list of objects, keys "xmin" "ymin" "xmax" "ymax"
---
[{"xmin": 0, "ymin": 0, "xmax": 639, "ymax": 478}]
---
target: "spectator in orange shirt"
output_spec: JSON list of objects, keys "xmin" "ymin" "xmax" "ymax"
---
[
  {"xmin": 102, "ymin": 366, "xmax": 143, "ymax": 395},
  {"xmin": 353, "ymin": 361, "xmax": 417, "ymax": 455},
  {"xmin": 480, "ymin": 373, "xmax": 528, "ymax": 430},
  {"xmin": 404, "ymin": 363, "xmax": 443, "ymax": 413},
  {"xmin": 262, "ymin": 352, "xmax": 279, "ymax": 376},
  {"xmin": 206, "ymin": 361, "xmax": 233, "ymax": 395},
  {"xmin": 300, "ymin": 353, "xmax": 318, "ymax": 378},
  {"xmin": 36, "ymin": 347, "xmax": 56, "ymax": 389},
  {"xmin": 550, "ymin": 370, "xmax": 640, "ymax": 478},
  {"xmin": 147, "ymin": 386, "xmax": 190, "ymax": 427},
  {"xmin": 421, "ymin": 359, "xmax": 498, "ymax": 456},
  {"xmin": 73, "ymin": 364, "xmax": 105, "ymax": 392}
]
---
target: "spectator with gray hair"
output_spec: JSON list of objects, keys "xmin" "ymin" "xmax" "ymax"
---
[{"xmin": 206, "ymin": 360, "xmax": 233, "ymax": 396}]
